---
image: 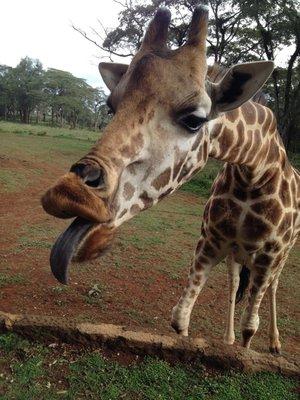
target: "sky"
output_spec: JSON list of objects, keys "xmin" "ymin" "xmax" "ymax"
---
[
  {"xmin": 0, "ymin": 0, "xmax": 123, "ymax": 88},
  {"xmin": 0, "ymin": 0, "xmax": 293, "ymax": 90}
]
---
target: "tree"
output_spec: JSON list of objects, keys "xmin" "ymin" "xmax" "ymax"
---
[
  {"xmin": 0, "ymin": 65, "xmax": 15, "ymax": 120},
  {"xmin": 44, "ymin": 68, "xmax": 108, "ymax": 129},
  {"xmin": 73, "ymin": 0, "xmax": 300, "ymax": 150},
  {"xmin": 12, "ymin": 57, "xmax": 44, "ymax": 123},
  {"xmin": 0, "ymin": 58, "xmax": 109, "ymax": 130}
]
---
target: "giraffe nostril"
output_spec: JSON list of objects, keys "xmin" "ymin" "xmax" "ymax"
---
[{"xmin": 70, "ymin": 163, "xmax": 105, "ymax": 189}]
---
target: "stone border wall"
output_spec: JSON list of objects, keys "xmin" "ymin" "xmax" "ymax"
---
[{"xmin": 0, "ymin": 312, "xmax": 299, "ymax": 377}]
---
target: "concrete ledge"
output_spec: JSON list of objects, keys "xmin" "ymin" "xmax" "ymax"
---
[{"xmin": 0, "ymin": 311, "xmax": 299, "ymax": 377}]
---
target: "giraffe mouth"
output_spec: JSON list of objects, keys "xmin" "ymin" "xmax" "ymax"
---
[{"xmin": 50, "ymin": 217, "xmax": 115, "ymax": 284}]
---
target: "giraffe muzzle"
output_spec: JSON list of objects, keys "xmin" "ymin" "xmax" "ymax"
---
[{"xmin": 41, "ymin": 171, "xmax": 115, "ymax": 284}]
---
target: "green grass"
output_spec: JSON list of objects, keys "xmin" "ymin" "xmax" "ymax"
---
[
  {"xmin": 0, "ymin": 169, "xmax": 29, "ymax": 193},
  {"xmin": 0, "ymin": 333, "xmax": 298, "ymax": 400},
  {"xmin": 0, "ymin": 121, "xmax": 101, "ymax": 142},
  {"xmin": 0, "ymin": 272, "xmax": 26, "ymax": 288},
  {"xmin": 181, "ymin": 159, "xmax": 222, "ymax": 198}
]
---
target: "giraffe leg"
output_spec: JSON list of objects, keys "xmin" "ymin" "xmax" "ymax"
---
[
  {"xmin": 223, "ymin": 256, "xmax": 241, "ymax": 345},
  {"xmin": 240, "ymin": 268, "xmax": 271, "ymax": 349},
  {"xmin": 268, "ymin": 276, "xmax": 281, "ymax": 355},
  {"xmin": 171, "ymin": 236, "xmax": 221, "ymax": 337}
]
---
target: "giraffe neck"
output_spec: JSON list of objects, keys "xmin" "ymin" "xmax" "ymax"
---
[{"xmin": 208, "ymin": 102, "xmax": 286, "ymax": 185}]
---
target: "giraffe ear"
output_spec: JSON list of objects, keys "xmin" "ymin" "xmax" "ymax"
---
[
  {"xmin": 212, "ymin": 61, "xmax": 274, "ymax": 112},
  {"xmin": 98, "ymin": 62, "xmax": 129, "ymax": 92}
]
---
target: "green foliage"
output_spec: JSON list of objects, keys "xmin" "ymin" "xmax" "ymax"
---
[
  {"xmin": 0, "ymin": 272, "xmax": 26, "ymax": 287},
  {"xmin": 0, "ymin": 58, "xmax": 110, "ymax": 130},
  {"xmin": 182, "ymin": 159, "xmax": 221, "ymax": 198},
  {"xmin": 0, "ymin": 335, "xmax": 298, "ymax": 400}
]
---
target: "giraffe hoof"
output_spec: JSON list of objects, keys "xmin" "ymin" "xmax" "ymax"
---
[
  {"xmin": 171, "ymin": 321, "xmax": 188, "ymax": 336},
  {"xmin": 223, "ymin": 337, "xmax": 235, "ymax": 345},
  {"xmin": 269, "ymin": 346, "xmax": 281, "ymax": 356}
]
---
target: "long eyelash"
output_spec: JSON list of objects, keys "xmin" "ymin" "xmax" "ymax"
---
[{"xmin": 174, "ymin": 91, "xmax": 199, "ymax": 113}]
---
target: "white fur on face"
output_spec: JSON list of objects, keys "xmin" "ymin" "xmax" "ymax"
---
[{"xmin": 112, "ymin": 108, "xmax": 210, "ymax": 227}]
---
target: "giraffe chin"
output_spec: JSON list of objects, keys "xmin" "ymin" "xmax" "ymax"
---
[{"xmin": 50, "ymin": 217, "xmax": 115, "ymax": 285}]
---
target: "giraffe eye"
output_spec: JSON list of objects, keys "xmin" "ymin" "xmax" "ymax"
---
[{"xmin": 178, "ymin": 114, "xmax": 207, "ymax": 133}]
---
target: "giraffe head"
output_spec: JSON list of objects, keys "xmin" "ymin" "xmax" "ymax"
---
[{"xmin": 42, "ymin": 6, "xmax": 274, "ymax": 284}]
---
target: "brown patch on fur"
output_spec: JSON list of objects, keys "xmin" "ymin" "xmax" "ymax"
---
[
  {"xmin": 210, "ymin": 227, "xmax": 225, "ymax": 241},
  {"xmin": 227, "ymin": 108, "xmax": 239, "ymax": 123},
  {"xmin": 255, "ymin": 253, "xmax": 273, "ymax": 267},
  {"xmin": 130, "ymin": 204, "xmax": 141, "ymax": 215},
  {"xmin": 218, "ymin": 126, "xmax": 234, "ymax": 156},
  {"xmin": 256, "ymin": 103, "xmax": 266, "ymax": 125},
  {"xmin": 242, "ymin": 212, "xmax": 272, "ymax": 240},
  {"xmin": 251, "ymin": 199, "xmax": 282, "ymax": 225},
  {"xmin": 242, "ymin": 102, "xmax": 256, "ymax": 125},
  {"xmin": 243, "ymin": 243, "xmax": 260, "ymax": 252},
  {"xmin": 210, "ymin": 237, "xmax": 221, "ymax": 249},
  {"xmin": 264, "ymin": 240, "xmax": 281, "ymax": 253},
  {"xmin": 254, "ymin": 274, "xmax": 266, "ymax": 287},
  {"xmin": 152, "ymin": 167, "xmax": 171, "ymax": 190},
  {"xmin": 127, "ymin": 163, "xmax": 137, "ymax": 175},
  {"xmin": 250, "ymin": 171, "xmax": 280, "ymax": 199},
  {"xmin": 213, "ymin": 175, "xmax": 232, "ymax": 196},
  {"xmin": 233, "ymin": 187, "xmax": 247, "ymax": 201},
  {"xmin": 216, "ymin": 220, "xmax": 236, "ymax": 238},
  {"xmin": 123, "ymin": 182, "xmax": 135, "ymax": 200},
  {"xmin": 209, "ymin": 123, "xmax": 223, "ymax": 140},
  {"xmin": 139, "ymin": 191, "xmax": 154, "ymax": 208},
  {"xmin": 210, "ymin": 198, "xmax": 242, "ymax": 223},
  {"xmin": 202, "ymin": 241, "xmax": 216, "ymax": 258},
  {"xmin": 266, "ymin": 142, "xmax": 279, "ymax": 164},
  {"xmin": 279, "ymin": 179, "xmax": 291, "ymax": 207}
]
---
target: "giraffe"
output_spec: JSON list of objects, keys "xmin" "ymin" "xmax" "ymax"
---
[{"xmin": 42, "ymin": 6, "xmax": 300, "ymax": 353}]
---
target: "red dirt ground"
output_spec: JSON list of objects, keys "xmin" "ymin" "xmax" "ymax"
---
[{"xmin": 0, "ymin": 133, "xmax": 299, "ymax": 358}]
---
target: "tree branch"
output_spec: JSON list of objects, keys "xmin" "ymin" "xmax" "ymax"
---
[{"xmin": 72, "ymin": 24, "xmax": 134, "ymax": 58}]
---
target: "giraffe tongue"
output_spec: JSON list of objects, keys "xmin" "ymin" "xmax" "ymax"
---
[{"xmin": 50, "ymin": 217, "xmax": 95, "ymax": 285}]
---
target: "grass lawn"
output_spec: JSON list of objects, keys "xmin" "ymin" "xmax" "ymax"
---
[{"xmin": 0, "ymin": 333, "xmax": 298, "ymax": 400}]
